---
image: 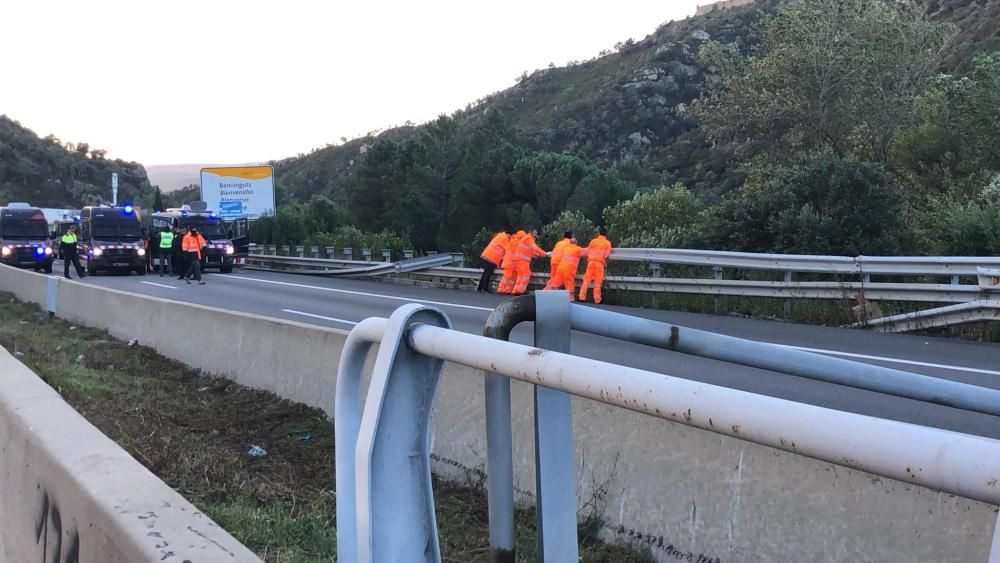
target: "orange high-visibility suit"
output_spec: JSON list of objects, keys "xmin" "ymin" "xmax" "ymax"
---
[
  {"xmin": 579, "ymin": 234, "xmax": 613, "ymax": 304},
  {"xmin": 512, "ymin": 232, "xmax": 546, "ymax": 294},
  {"xmin": 182, "ymin": 231, "xmax": 207, "ymax": 259},
  {"xmin": 479, "ymin": 231, "xmax": 509, "ymax": 293},
  {"xmin": 543, "ymin": 237, "xmax": 572, "ymax": 290},
  {"xmin": 497, "ymin": 230, "xmax": 525, "ymax": 294},
  {"xmin": 549, "ymin": 241, "xmax": 586, "ymax": 300},
  {"xmin": 481, "ymin": 232, "xmax": 509, "ymax": 267}
]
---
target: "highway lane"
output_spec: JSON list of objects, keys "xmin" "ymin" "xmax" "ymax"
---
[{"xmin": 56, "ymin": 265, "xmax": 1000, "ymax": 438}]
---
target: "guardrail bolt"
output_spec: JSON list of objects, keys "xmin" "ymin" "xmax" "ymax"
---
[
  {"xmin": 784, "ymin": 271, "xmax": 793, "ymax": 318},
  {"xmin": 714, "ymin": 267, "xmax": 724, "ymax": 313}
]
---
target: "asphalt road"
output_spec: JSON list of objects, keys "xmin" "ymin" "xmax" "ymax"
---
[{"xmin": 55, "ymin": 264, "xmax": 1000, "ymax": 438}]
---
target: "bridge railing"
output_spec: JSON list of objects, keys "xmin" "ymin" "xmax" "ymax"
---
[{"xmin": 334, "ymin": 292, "xmax": 1000, "ymax": 563}]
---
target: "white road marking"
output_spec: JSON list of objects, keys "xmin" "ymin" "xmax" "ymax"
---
[
  {"xmin": 140, "ymin": 281, "xmax": 178, "ymax": 290},
  {"xmin": 282, "ymin": 309, "xmax": 358, "ymax": 326},
  {"xmin": 223, "ymin": 275, "xmax": 494, "ymax": 312},
  {"xmin": 784, "ymin": 345, "xmax": 1000, "ymax": 377}
]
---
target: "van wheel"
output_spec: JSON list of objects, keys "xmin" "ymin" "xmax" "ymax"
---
[
  {"xmin": 221, "ymin": 265, "xmax": 233, "ymax": 273},
  {"xmin": 87, "ymin": 262, "xmax": 97, "ymax": 276},
  {"xmin": 134, "ymin": 266, "xmax": 146, "ymax": 276},
  {"xmin": 44, "ymin": 264, "xmax": 53, "ymax": 274}
]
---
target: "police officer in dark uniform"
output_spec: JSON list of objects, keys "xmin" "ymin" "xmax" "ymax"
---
[{"xmin": 174, "ymin": 226, "xmax": 187, "ymax": 280}]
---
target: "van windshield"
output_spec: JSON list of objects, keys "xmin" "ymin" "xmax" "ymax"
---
[
  {"xmin": 180, "ymin": 217, "xmax": 227, "ymax": 240},
  {"xmin": 92, "ymin": 217, "xmax": 142, "ymax": 240},
  {"xmin": 2, "ymin": 217, "xmax": 49, "ymax": 239}
]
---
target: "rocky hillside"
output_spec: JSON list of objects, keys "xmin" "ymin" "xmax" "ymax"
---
[
  {"xmin": 272, "ymin": 0, "xmax": 1000, "ymax": 204},
  {"xmin": 0, "ymin": 115, "xmax": 155, "ymax": 209}
]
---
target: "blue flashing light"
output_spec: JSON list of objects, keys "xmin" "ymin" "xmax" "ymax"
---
[
  {"xmin": 35, "ymin": 246, "xmax": 45, "ymax": 256},
  {"xmin": 123, "ymin": 204, "xmax": 134, "ymax": 215},
  {"xmin": 73, "ymin": 215, "xmax": 81, "ymax": 222},
  {"xmin": 209, "ymin": 211, "xmax": 218, "ymax": 219},
  {"xmin": 181, "ymin": 210, "xmax": 189, "ymax": 217}
]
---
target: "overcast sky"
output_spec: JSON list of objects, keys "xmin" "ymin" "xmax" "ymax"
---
[{"xmin": 1, "ymin": 0, "xmax": 703, "ymax": 165}]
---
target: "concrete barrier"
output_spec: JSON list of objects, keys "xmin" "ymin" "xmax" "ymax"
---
[
  {"xmin": 0, "ymin": 344, "xmax": 260, "ymax": 562},
  {"xmin": 1, "ymin": 264, "xmax": 997, "ymax": 562}
]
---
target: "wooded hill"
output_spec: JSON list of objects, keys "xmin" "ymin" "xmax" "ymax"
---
[
  {"xmin": 262, "ymin": 0, "xmax": 1000, "ymax": 257},
  {"xmin": 271, "ymin": 0, "xmax": 1000, "ymax": 204},
  {"xmin": 0, "ymin": 115, "xmax": 155, "ymax": 209}
]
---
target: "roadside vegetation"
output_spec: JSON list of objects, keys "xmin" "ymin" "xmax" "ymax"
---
[{"xmin": 0, "ymin": 293, "xmax": 652, "ymax": 563}]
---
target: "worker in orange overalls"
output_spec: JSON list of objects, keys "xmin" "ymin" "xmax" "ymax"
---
[
  {"xmin": 182, "ymin": 227, "xmax": 208, "ymax": 285},
  {"xmin": 512, "ymin": 229, "xmax": 546, "ymax": 295},
  {"xmin": 548, "ymin": 237, "xmax": 586, "ymax": 301},
  {"xmin": 478, "ymin": 227, "xmax": 512, "ymax": 293},
  {"xmin": 579, "ymin": 226, "xmax": 613, "ymax": 304},
  {"xmin": 497, "ymin": 229, "xmax": 525, "ymax": 294},
  {"xmin": 543, "ymin": 231, "xmax": 573, "ymax": 290}
]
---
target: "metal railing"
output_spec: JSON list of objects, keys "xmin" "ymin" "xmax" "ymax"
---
[
  {"xmin": 396, "ymin": 250, "xmax": 1000, "ymax": 304},
  {"xmin": 610, "ymin": 248, "xmax": 1000, "ymax": 276},
  {"xmin": 243, "ymin": 253, "xmax": 458, "ymax": 277},
  {"xmin": 246, "ymin": 246, "xmax": 1000, "ymax": 328},
  {"xmin": 856, "ymin": 299, "xmax": 1000, "ymax": 332},
  {"xmin": 334, "ymin": 293, "xmax": 1000, "ymax": 563}
]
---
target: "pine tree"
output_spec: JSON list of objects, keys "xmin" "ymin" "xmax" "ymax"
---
[{"xmin": 153, "ymin": 186, "xmax": 164, "ymax": 212}]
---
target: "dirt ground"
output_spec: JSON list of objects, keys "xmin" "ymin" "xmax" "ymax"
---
[{"xmin": 0, "ymin": 293, "xmax": 652, "ymax": 562}]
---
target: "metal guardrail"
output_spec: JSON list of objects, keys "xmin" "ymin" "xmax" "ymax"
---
[
  {"xmin": 610, "ymin": 248, "xmax": 1000, "ymax": 276},
  {"xmin": 245, "ymin": 253, "xmax": 457, "ymax": 277},
  {"xmin": 857, "ymin": 300, "xmax": 1000, "ymax": 333},
  {"xmin": 399, "ymin": 266, "xmax": 996, "ymax": 303},
  {"xmin": 248, "ymin": 247, "xmax": 1000, "ymax": 327},
  {"xmin": 481, "ymin": 293, "xmax": 1000, "ymax": 561},
  {"xmin": 334, "ymin": 293, "xmax": 1000, "ymax": 563}
]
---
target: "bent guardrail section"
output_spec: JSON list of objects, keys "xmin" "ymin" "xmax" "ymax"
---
[
  {"xmin": 246, "ymin": 253, "xmax": 457, "ymax": 277},
  {"xmin": 856, "ymin": 300, "xmax": 1000, "ymax": 333}
]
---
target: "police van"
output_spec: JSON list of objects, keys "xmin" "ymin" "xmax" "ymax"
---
[
  {"xmin": 78, "ymin": 205, "xmax": 147, "ymax": 275},
  {"xmin": 0, "ymin": 203, "xmax": 55, "ymax": 273},
  {"xmin": 149, "ymin": 202, "xmax": 249, "ymax": 273}
]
